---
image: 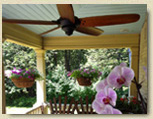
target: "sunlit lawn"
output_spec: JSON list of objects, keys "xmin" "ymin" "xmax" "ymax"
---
[{"xmin": 6, "ymin": 107, "xmax": 32, "ymax": 114}]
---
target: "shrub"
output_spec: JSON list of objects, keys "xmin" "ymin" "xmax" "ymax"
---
[{"xmin": 6, "ymin": 94, "xmax": 36, "ymax": 107}]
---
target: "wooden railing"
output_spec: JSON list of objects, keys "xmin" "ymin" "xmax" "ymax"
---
[
  {"xmin": 25, "ymin": 103, "xmax": 96, "ymax": 114},
  {"xmin": 48, "ymin": 103, "xmax": 76, "ymax": 114},
  {"xmin": 26, "ymin": 105, "xmax": 44, "ymax": 114},
  {"xmin": 47, "ymin": 103, "xmax": 96, "ymax": 114}
]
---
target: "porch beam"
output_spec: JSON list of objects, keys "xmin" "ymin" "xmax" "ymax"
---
[
  {"xmin": 43, "ymin": 34, "xmax": 139, "ymax": 50},
  {"xmin": 2, "ymin": 23, "xmax": 42, "ymax": 49}
]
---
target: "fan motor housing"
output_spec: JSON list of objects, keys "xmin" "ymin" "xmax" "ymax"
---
[{"xmin": 58, "ymin": 17, "xmax": 81, "ymax": 36}]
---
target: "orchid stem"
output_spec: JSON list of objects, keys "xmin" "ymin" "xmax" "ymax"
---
[{"xmin": 132, "ymin": 77, "xmax": 147, "ymax": 113}]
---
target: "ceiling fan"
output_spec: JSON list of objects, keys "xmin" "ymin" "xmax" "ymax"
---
[{"xmin": 2, "ymin": 4, "xmax": 140, "ymax": 36}]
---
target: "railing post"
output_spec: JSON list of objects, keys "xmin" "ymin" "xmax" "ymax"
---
[
  {"xmin": 34, "ymin": 49, "xmax": 47, "ymax": 114},
  {"xmin": 2, "ymin": 37, "xmax": 6, "ymax": 114},
  {"xmin": 130, "ymin": 46, "xmax": 140, "ymax": 98}
]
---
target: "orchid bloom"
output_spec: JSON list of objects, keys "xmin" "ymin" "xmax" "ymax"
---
[
  {"xmin": 92, "ymin": 99, "xmax": 121, "ymax": 114},
  {"xmin": 107, "ymin": 63, "xmax": 134, "ymax": 88},
  {"xmin": 96, "ymin": 79, "xmax": 109, "ymax": 92},
  {"xmin": 95, "ymin": 87, "xmax": 117, "ymax": 107},
  {"xmin": 92, "ymin": 99, "xmax": 105, "ymax": 114},
  {"xmin": 100, "ymin": 105, "xmax": 122, "ymax": 114}
]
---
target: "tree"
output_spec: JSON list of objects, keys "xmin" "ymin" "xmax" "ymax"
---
[
  {"xmin": 85, "ymin": 48, "xmax": 129, "ymax": 79},
  {"xmin": 45, "ymin": 49, "xmax": 88, "ymax": 72}
]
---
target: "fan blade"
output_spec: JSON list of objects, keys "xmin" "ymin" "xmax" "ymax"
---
[
  {"xmin": 76, "ymin": 26, "xmax": 104, "ymax": 36},
  {"xmin": 79, "ymin": 14, "xmax": 140, "ymax": 27},
  {"xmin": 39, "ymin": 26, "xmax": 60, "ymax": 36},
  {"xmin": 2, "ymin": 19, "xmax": 58, "ymax": 25},
  {"xmin": 56, "ymin": 4, "xmax": 75, "ymax": 23}
]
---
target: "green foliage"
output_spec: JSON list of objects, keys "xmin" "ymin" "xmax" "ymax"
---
[
  {"xmin": 70, "ymin": 67, "xmax": 102, "ymax": 82},
  {"xmin": 84, "ymin": 48, "xmax": 129, "ymax": 80},
  {"xmin": 115, "ymin": 96, "xmax": 143, "ymax": 114},
  {"xmin": 115, "ymin": 87, "xmax": 129, "ymax": 98},
  {"xmin": 100, "ymin": 67, "xmax": 112, "ymax": 80},
  {"xmin": 114, "ymin": 88, "xmax": 143, "ymax": 114},
  {"xmin": 3, "ymin": 41, "xmax": 36, "ymax": 70},
  {"xmin": 46, "ymin": 65, "xmax": 75, "ymax": 103},
  {"xmin": 71, "ymin": 87, "xmax": 96, "ymax": 104},
  {"xmin": 45, "ymin": 50, "xmax": 87, "ymax": 72},
  {"xmin": 70, "ymin": 70, "xmax": 82, "ymax": 78},
  {"xmin": 6, "ymin": 94, "xmax": 36, "ymax": 107},
  {"xmin": 85, "ymin": 48, "xmax": 129, "ymax": 68},
  {"xmin": 69, "ymin": 50, "xmax": 88, "ymax": 70}
]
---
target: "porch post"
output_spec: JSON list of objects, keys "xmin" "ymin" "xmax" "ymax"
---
[
  {"xmin": 130, "ymin": 47, "xmax": 139, "ymax": 98},
  {"xmin": 2, "ymin": 37, "xmax": 6, "ymax": 114},
  {"xmin": 35, "ymin": 49, "xmax": 47, "ymax": 114}
]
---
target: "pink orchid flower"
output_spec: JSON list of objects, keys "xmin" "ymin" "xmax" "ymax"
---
[
  {"xmin": 95, "ymin": 87, "xmax": 117, "ymax": 107},
  {"xmin": 92, "ymin": 100, "xmax": 121, "ymax": 114},
  {"xmin": 107, "ymin": 63, "xmax": 134, "ymax": 88},
  {"xmin": 92, "ymin": 99, "xmax": 104, "ymax": 114},
  {"xmin": 96, "ymin": 79, "xmax": 109, "ymax": 92},
  {"xmin": 100, "ymin": 105, "xmax": 122, "ymax": 114}
]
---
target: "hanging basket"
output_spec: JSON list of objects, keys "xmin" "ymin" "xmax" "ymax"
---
[
  {"xmin": 11, "ymin": 78, "xmax": 35, "ymax": 88},
  {"xmin": 77, "ymin": 77, "xmax": 92, "ymax": 86}
]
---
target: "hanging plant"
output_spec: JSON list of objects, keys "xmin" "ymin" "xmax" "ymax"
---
[
  {"xmin": 5, "ymin": 68, "xmax": 44, "ymax": 88},
  {"xmin": 67, "ymin": 67, "xmax": 102, "ymax": 86}
]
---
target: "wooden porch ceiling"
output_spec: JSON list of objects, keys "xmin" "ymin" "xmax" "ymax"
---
[{"xmin": 2, "ymin": 22, "xmax": 139, "ymax": 50}]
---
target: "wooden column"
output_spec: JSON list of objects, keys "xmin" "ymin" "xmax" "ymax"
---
[
  {"xmin": 35, "ymin": 49, "xmax": 47, "ymax": 114},
  {"xmin": 2, "ymin": 37, "xmax": 6, "ymax": 114},
  {"xmin": 130, "ymin": 47, "xmax": 139, "ymax": 97}
]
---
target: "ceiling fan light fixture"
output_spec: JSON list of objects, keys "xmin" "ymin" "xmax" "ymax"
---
[
  {"xmin": 59, "ymin": 18, "xmax": 76, "ymax": 36},
  {"xmin": 62, "ymin": 26, "xmax": 75, "ymax": 36}
]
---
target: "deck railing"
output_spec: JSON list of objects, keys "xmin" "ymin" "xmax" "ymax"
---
[
  {"xmin": 25, "ymin": 103, "xmax": 95, "ymax": 114},
  {"xmin": 48, "ymin": 103, "xmax": 95, "ymax": 114},
  {"xmin": 26, "ymin": 104, "xmax": 44, "ymax": 114}
]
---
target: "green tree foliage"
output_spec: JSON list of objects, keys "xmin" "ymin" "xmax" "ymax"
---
[
  {"xmin": 84, "ymin": 48, "xmax": 129, "ymax": 79},
  {"xmin": 3, "ymin": 42, "xmax": 36, "ymax": 69},
  {"xmin": 86, "ymin": 48, "xmax": 129, "ymax": 68},
  {"xmin": 45, "ymin": 49, "xmax": 87, "ymax": 73}
]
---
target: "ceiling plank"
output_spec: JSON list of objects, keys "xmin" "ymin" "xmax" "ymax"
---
[
  {"xmin": 43, "ymin": 34, "xmax": 139, "ymax": 50},
  {"xmin": 2, "ymin": 23, "xmax": 42, "ymax": 49}
]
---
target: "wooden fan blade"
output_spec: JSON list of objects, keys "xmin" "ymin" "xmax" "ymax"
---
[
  {"xmin": 79, "ymin": 14, "xmax": 140, "ymax": 27},
  {"xmin": 56, "ymin": 4, "xmax": 75, "ymax": 23},
  {"xmin": 39, "ymin": 26, "xmax": 60, "ymax": 36},
  {"xmin": 76, "ymin": 26, "xmax": 104, "ymax": 36},
  {"xmin": 2, "ymin": 19, "xmax": 58, "ymax": 25}
]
